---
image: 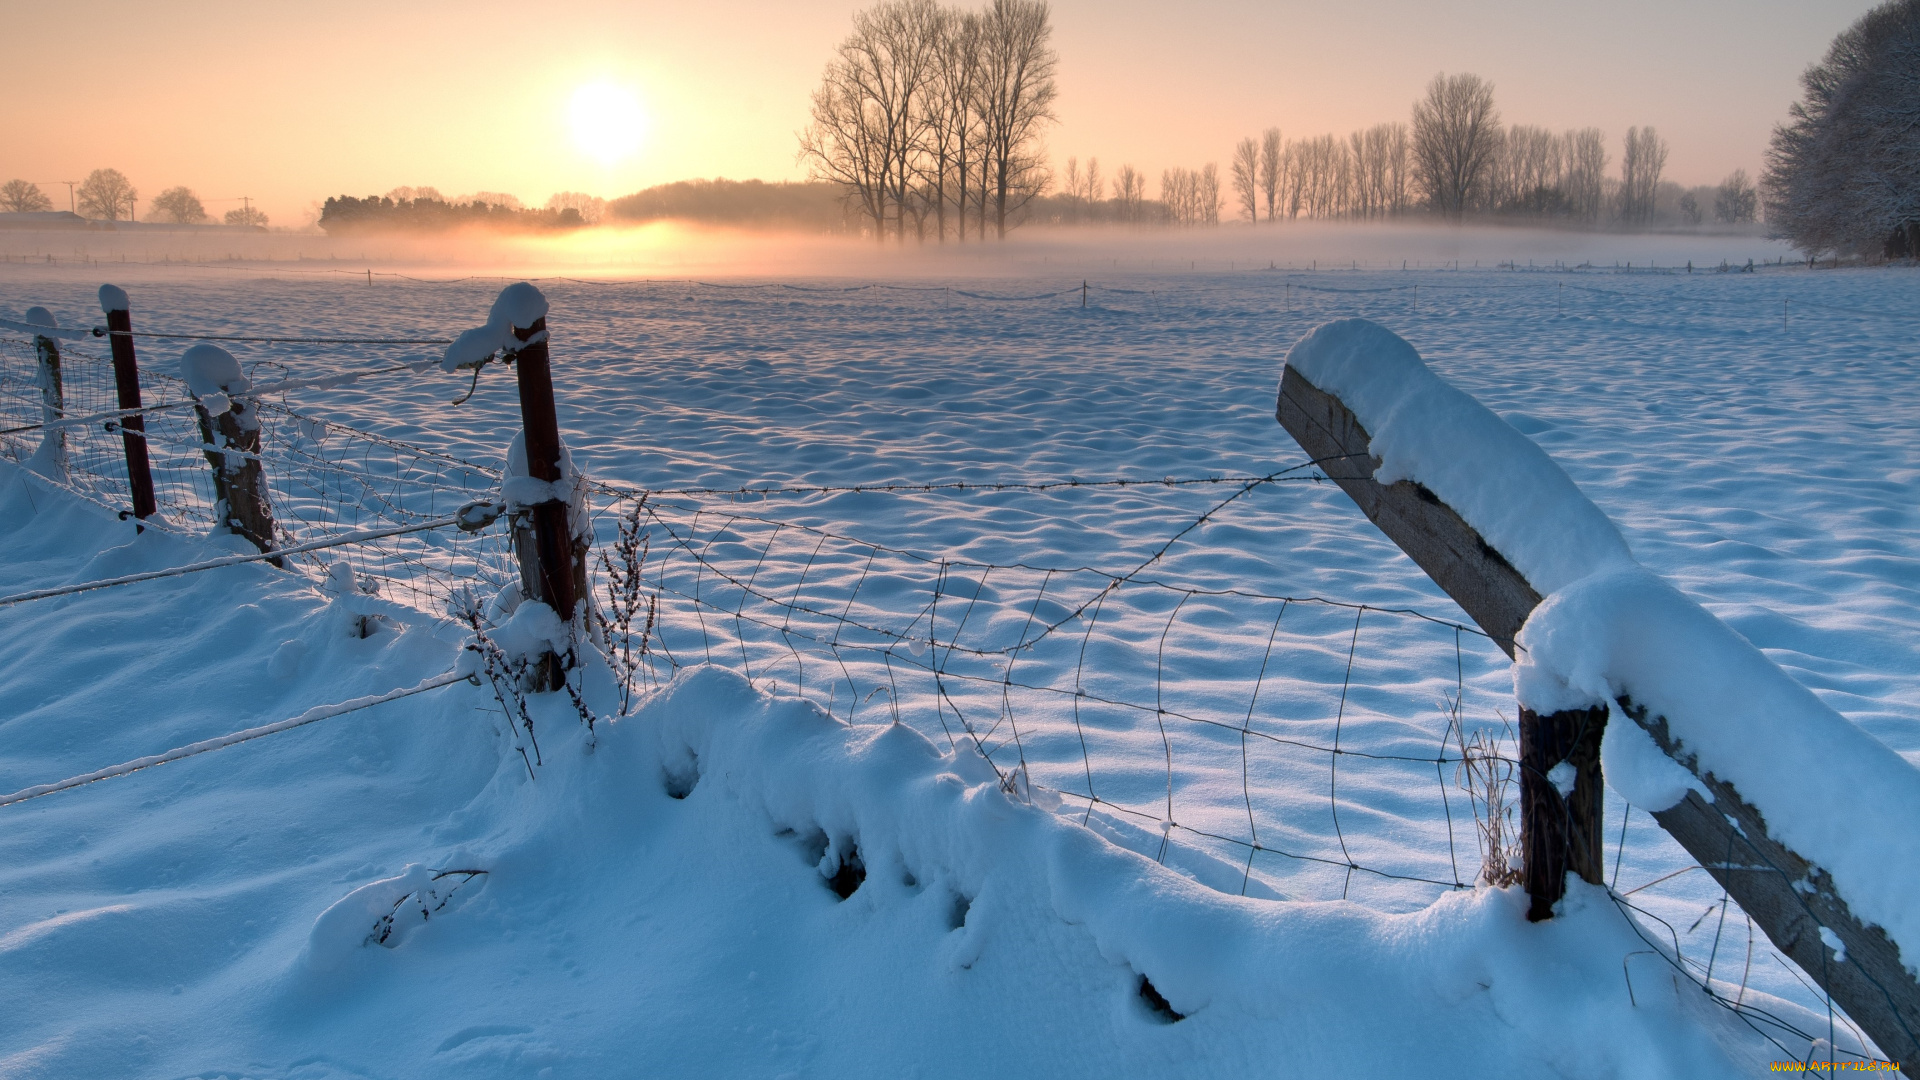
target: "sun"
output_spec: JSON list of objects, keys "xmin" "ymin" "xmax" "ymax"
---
[{"xmin": 568, "ymin": 81, "xmax": 648, "ymax": 167}]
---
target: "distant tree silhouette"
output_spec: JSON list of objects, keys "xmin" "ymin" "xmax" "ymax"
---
[
  {"xmin": 1410, "ymin": 73, "xmax": 1501, "ymax": 221},
  {"xmin": 1714, "ymin": 170, "xmax": 1758, "ymax": 224},
  {"xmin": 1, "ymin": 179, "xmax": 53, "ymax": 213},
  {"xmin": 225, "ymin": 206, "xmax": 269, "ymax": 227},
  {"xmin": 1619, "ymin": 126, "xmax": 1667, "ymax": 226},
  {"xmin": 150, "ymin": 186, "xmax": 208, "ymax": 224},
  {"xmin": 800, "ymin": 0, "xmax": 1055, "ymax": 242},
  {"xmin": 77, "ymin": 168, "xmax": 136, "ymax": 221},
  {"xmin": 1230, "ymin": 138, "xmax": 1258, "ymax": 222}
]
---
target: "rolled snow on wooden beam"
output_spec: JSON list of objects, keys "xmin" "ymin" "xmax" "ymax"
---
[{"xmin": 1276, "ymin": 317, "xmax": 1920, "ymax": 1066}]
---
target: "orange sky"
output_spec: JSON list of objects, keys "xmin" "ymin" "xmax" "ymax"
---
[{"xmin": 1, "ymin": 0, "xmax": 1877, "ymax": 228}]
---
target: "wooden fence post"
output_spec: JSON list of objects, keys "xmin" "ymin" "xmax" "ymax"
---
[
  {"xmin": 181, "ymin": 344, "xmax": 281, "ymax": 566},
  {"xmin": 501, "ymin": 284, "xmax": 586, "ymax": 692},
  {"xmin": 1276, "ymin": 360, "xmax": 1919, "ymax": 1067},
  {"xmin": 1274, "ymin": 363, "xmax": 1606, "ymax": 920},
  {"xmin": 25, "ymin": 307, "xmax": 66, "ymax": 477},
  {"xmin": 98, "ymin": 285, "xmax": 156, "ymax": 526}
]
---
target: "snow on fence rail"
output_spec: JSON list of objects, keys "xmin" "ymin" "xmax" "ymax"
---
[
  {"xmin": 0, "ymin": 281, "xmax": 1909, "ymax": 1070},
  {"xmin": 1277, "ymin": 318, "xmax": 1920, "ymax": 1070}
]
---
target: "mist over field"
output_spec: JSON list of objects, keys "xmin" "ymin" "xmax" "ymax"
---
[{"xmin": 0, "ymin": 221, "xmax": 1790, "ymax": 281}]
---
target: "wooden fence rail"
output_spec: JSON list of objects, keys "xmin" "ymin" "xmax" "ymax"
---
[{"xmin": 1277, "ymin": 360, "xmax": 1918, "ymax": 1070}]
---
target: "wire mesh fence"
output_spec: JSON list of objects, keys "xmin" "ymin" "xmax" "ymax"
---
[
  {"xmin": 0, "ymin": 333, "xmax": 517, "ymax": 613},
  {"xmin": 0, "ymin": 293, "xmax": 1890, "ymax": 1067}
]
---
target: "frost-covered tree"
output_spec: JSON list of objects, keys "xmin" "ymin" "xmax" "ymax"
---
[
  {"xmin": 77, "ymin": 168, "xmax": 136, "ymax": 221},
  {"xmin": 1764, "ymin": 0, "xmax": 1920, "ymax": 257},
  {"xmin": 1410, "ymin": 73, "xmax": 1501, "ymax": 221},
  {"xmin": 1713, "ymin": 170, "xmax": 1758, "ymax": 224},
  {"xmin": 150, "ymin": 186, "xmax": 207, "ymax": 224},
  {"xmin": 1, "ymin": 179, "xmax": 53, "ymax": 213}
]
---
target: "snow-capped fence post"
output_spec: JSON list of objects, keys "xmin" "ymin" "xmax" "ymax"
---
[
  {"xmin": 1274, "ymin": 360, "xmax": 1607, "ymax": 920},
  {"xmin": 503, "ymin": 285, "xmax": 584, "ymax": 692},
  {"xmin": 98, "ymin": 285, "xmax": 157, "ymax": 526},
  {"xmin": 181, "ymin": 344, "xmax": 282, "ymax": 566},
  {"xmin": 1275, "ymin": 324, "xmax": 1920, "ymax": 1068}
]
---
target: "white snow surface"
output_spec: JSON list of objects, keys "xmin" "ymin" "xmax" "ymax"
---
[
  {"xmin": 23, "ymin": 306, "xmax": 55, "ymax": 329},
  {"xmin": 4, "ymin": 261, "xmax": 1919, "ymax": 1074},
  {"xmin": 95, "ymin": 283, "xmax": 128, "ymax": 313}
]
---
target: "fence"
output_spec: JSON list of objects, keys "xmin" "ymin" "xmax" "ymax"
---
[{"xmin": 0, "ymin": 275, "xmax": 1907, "ymax": 1072}]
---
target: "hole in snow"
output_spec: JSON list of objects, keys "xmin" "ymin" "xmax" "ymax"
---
[
  {"xmin": 947, "ymin": 892, "xmax": 972, "ymax": 931},
  {"xmin": 901, "ymin": 870, "xmax": 918, "ymax": 889},
  {"xmin": 1137, "ymin": 974, "xmax": 1185, "ymax": 1023},
  {"xmin": 662, "ymin": 754, "xmax": 699, "ymax": 800},
  {"xmin": 825, "ymin": 843, "xmax": 866, "ymax": 900}
]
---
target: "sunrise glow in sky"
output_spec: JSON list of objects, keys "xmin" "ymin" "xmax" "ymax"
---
[{"xmin": 0, "ymin": 0, "xmax": 1880, "ymax": 228}]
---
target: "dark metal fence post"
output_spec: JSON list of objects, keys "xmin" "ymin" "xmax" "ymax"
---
[
  {"xmin": 181, "ymin": 344, "xmax": 281, "ymax": 566},
  {"xmin": 502, "ymin": 285, "xmax": 586, "ymax": 691},
  {"xmin": 97, "ymin": 285, "xmax": 156, "ymax": 526}
]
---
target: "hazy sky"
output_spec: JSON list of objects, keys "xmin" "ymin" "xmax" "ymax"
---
[{"xmin": 2, "ymin": 0, "xmax": 1877, "ymax": 227}]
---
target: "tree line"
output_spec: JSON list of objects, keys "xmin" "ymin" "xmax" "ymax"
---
[
  {"xmin": 798, "ymin": 0, "xmax": 1057, "ymax": 242},
  {"xmin": 0, "ymin": 170, "xmax": 267, "ymax": 226},
  {"xmin": 1146, "ymin": 74, "xmax": 1755, "ymax": 231},
  {"xmin": 317, "ymin": 190, "xmax": 588, "ymax": 234}
]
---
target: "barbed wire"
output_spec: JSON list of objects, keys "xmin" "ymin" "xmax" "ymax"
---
[{"xmin": 0, "ymin": 292, "xmax": 1883, "ymax": 1063}]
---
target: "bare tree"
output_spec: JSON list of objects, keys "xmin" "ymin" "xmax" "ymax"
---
[
  {"xmin": 800, "ymin": 0, "xmax": 940, "ymax": 242},
  {"xmin": 1, "ymin": 179, "xmax": 53, "ymax": 213},
  {"xmin": 1257, "ymin": 127, "xmax": 1282, "ymax": 222},
  {"xmin": 1501, "ymin": 126, "xmax": 1563, "ymax": 217},
  {"xmin": 150, "ymin": 186, "xmax": 207, "ymax": 224},
  {"xmin": 225, "ymin": 206, "xmax": 269, "ymax": 227},
  {"xmin": 77, "ymin": 168, "xmax": 137, "ymax": 221},
  {"xmin": 1230, "ymin": 137, "xmax": 1259, "ymax": 222},
  {"xmin": 1198, "ymin": 162, "xmax": 1221, "ymax": 225},
  {"xmin": 1562, "ymin": 128, "xmax": 1608, "ymax": 224},
  {"xmin": 1619, "ymin": 125, "xmax": 1668, "ymax": 227},
  {"xmin": 978, "ymin": 0, "xmax": 1057, "ymax": 238},
  {"xmin": 1080, "ymin": 156, "xmax": 1101, "ymax": 203},
  {"xmin": 1160, "ymin": 167, "xmax": 1192, "ymax": 225},
  {"xmin": 1112, "ymin": 163, "xmax": 1145, "ymax": 222},
  {"xmin": 1714, "ymin": 169, "xmax": 1758, "ymax": 224},
  {"xmin": 1409, "ymin": 72, "xmax": 1501, "ymax": 221}
]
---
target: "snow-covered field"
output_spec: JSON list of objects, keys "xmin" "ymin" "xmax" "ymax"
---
[{"xmin": 1, "ymin": 248, "xmax": 1916, "ymax": 1077}]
